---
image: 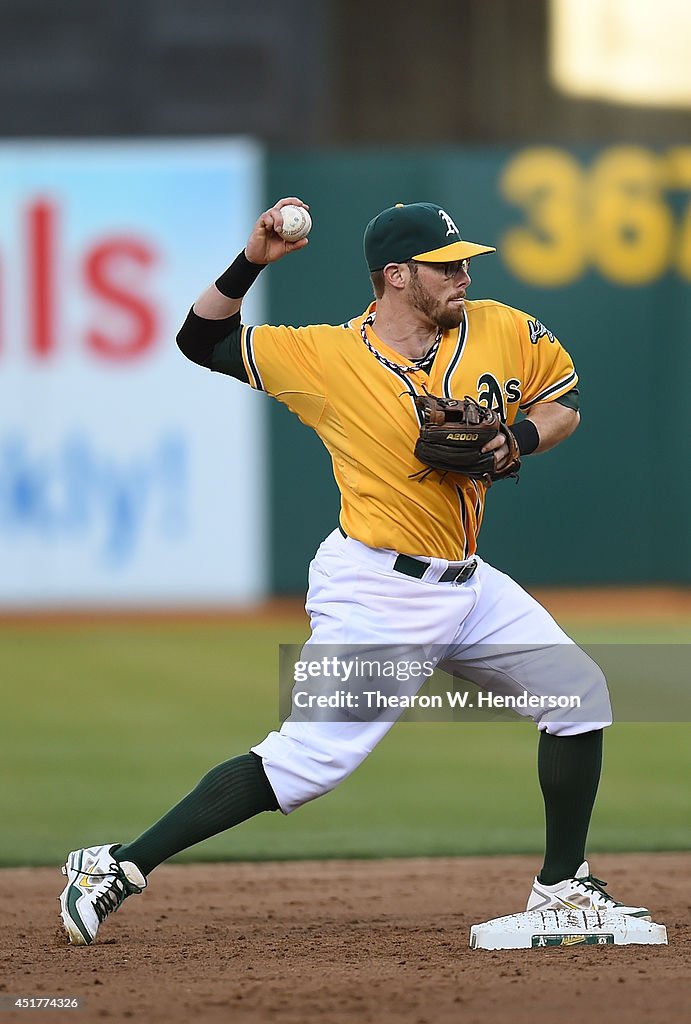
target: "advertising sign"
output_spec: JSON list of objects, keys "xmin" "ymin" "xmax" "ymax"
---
[{"xmin": 0, "ymin": 140, "xmax": 266, "ymax": 606}]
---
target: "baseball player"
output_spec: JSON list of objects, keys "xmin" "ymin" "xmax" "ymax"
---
[{"xmin": 59, "ymin": 198, "xmax": 651, "ymax": 945}]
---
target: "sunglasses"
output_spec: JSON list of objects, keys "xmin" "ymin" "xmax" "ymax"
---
[{"xmin": 409, "ymin": 259, "xmax": 471, "ymax": 279}]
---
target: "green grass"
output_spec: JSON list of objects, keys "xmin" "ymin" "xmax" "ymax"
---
[{"xmin": 1, "ymin": 621, "xmax": 689, "ymax": 866}]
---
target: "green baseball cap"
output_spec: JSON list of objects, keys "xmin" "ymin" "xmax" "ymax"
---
[{"xmin": 364, "ymin": 202, "xmax": 496, "ymax": 272}]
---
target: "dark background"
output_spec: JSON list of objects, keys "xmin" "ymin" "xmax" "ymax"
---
[{"xmin": 2, "ymin": 0, "xmax": 690, "ymax": 145}]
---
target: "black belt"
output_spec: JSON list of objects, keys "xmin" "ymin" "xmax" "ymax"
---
[
  {"xmin": 393, "ymin": 553, "xmax": 478, "ymax": 584},
  {"xmin": 338, "ymin": 526, "xmax": 477, "ymax": 585}
]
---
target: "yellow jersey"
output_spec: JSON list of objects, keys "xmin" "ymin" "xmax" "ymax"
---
[{"xmin": 240, "ymin": 299, "xmax": 577, "ymax": 560}]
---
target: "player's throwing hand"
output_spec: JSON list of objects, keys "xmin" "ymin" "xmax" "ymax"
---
[{"xmin": 245, "ymin": 197, "xmax": 310, "ymax": 265}]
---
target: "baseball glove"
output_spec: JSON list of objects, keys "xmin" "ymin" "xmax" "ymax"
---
[{"xmin": 412, "ymin": 394, "xmax": 521, "ymax": 483}]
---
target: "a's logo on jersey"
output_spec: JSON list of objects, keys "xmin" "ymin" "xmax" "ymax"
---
[
  {"xmin": 527, "ymin": 319, "xmax": 555, "ymax": 345},
  {"xmin": 477, "ymin": 374, "xmax": 523, "ymax": 419},
  {"xmin": 439, "ymin": 209, "xmax": 460, "ymax": 237}
]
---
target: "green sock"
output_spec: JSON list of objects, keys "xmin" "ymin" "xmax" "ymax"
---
[
  {"xmin": 537, "ymin": 729, "xmax": 603, "ymax": 885},
  {"xmin": 114, "ymin": 752, "xmax": 278, "ymax": 876}
]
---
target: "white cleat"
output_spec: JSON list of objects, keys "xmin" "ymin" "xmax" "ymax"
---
[
  {"xmin": 526, "ymin": 860, "xmax": 651, "ymax": 920},
  {"xmin": 59, "ymin": 844, "xmax": 146, "ymax": 945}
]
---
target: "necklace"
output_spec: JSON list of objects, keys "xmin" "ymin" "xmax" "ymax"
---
[{"xmin": 360, "ymin": 312, "xmax": 441, "ymax": 375}]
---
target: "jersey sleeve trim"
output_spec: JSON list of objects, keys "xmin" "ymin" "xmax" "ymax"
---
[
  {"xmin": 241, "ymin": 325, "xmax": 265, "ymax": 392},
  {"xmin": 520, "ymin": 370, "xmax": 578, "ymax": 410}
]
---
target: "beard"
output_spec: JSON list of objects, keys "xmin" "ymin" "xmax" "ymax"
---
[{"xmin": 408, "ymin": 273, "xmax": 464, "ymax": 332}]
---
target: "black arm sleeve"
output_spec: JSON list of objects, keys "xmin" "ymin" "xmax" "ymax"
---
[
  {"xmin": 176, "ymin": 308, "xmax": 248, "ymax": 383},
  {"xmin": 554, "ymin": 387, "xmax": 580, "ymax": 412}
]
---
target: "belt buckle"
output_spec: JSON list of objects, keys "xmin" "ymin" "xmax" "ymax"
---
[{"xmin": 450, "ymin": 559, "xmax": 476, "ymax": 584}]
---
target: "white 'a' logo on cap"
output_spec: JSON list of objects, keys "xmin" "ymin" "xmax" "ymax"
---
[{"xmin": 439, "ymin": 209, "xmax": 460, "ymax": 237}]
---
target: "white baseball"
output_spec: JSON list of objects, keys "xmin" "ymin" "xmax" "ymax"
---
[{"xmin": 278, "ymin": 205, "xmax": 312, "ymax": 241}]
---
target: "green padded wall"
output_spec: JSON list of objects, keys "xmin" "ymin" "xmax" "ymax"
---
[{"xmin": 266, "ymin": 148, "xmax": 691, "ymax": 591}]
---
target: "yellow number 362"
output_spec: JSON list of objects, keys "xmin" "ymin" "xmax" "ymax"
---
[{"xmin": 500, "ymin": 146, "xmax": 691, "ymax": 287}]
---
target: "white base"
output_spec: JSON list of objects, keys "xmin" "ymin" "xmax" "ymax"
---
[{"xmin": 469, "ymin": 909, "xmax": 667, "ymax": 950}]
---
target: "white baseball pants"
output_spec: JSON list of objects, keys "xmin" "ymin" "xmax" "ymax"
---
[{"xmin": 253, "ymin": 529, "xmax": 611, "ymax": 813}]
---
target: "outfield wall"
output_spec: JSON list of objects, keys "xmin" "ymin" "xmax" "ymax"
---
[{"xmin": 267, "ymin": 146, "xmax": 691, "ymax": 591}]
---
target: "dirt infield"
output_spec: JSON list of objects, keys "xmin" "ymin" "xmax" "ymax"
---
[
  {"xmin": 0, "ymin": 586, "xmax": 690, "ymax": 629},
  {"xmin": 2, "ymin": 853, "xmax": 688, "ymax": 1024}
]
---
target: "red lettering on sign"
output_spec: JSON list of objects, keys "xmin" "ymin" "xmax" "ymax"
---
[
  {"xmin": 83, "ymin": 238, "xmax": 158, "ymax": 361},
  {"xmin": 29, "ymin": 201, "xmax": 56, "ymax": 358}
]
